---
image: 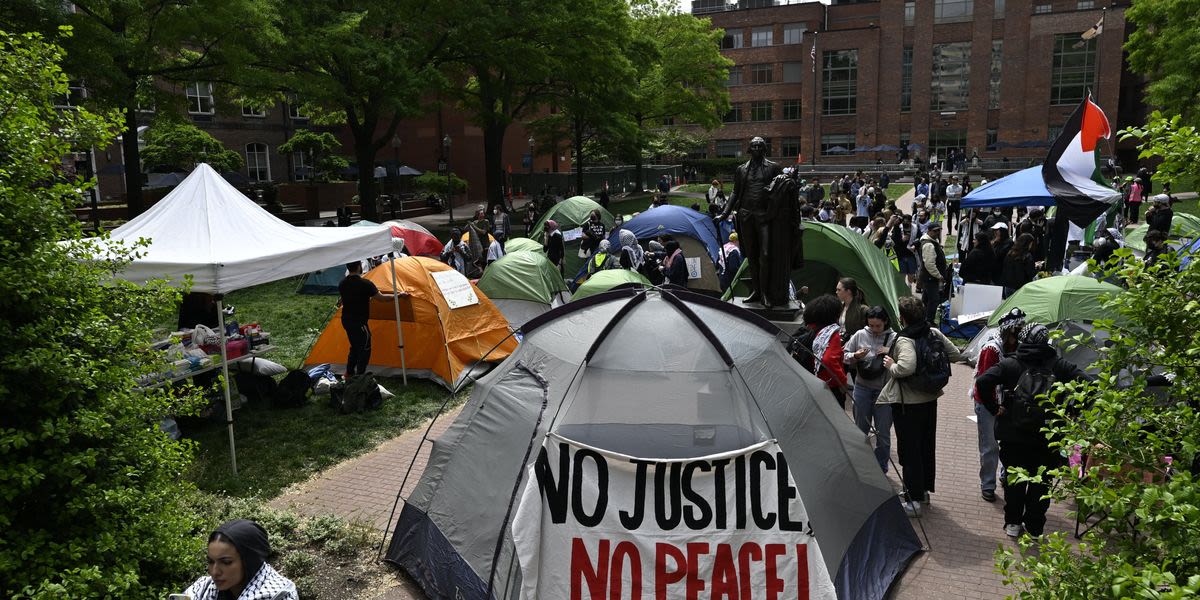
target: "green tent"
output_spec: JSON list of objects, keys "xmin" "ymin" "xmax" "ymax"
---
[
  {"xmin": 477, "ymin": 251, "xmax": 570, "ymax": 329},
  {"xmin": 571, "ymin": 269, "xmax": 651, "ymax": 301},
  {"xmin": 529, "ymin": 196, "xmax": 616, "ymax": 276},
  {"xmin": 503, "ymin": 237, "xmax": 544, "ymax": 254},
  {"xmin": 1123, "ymin": 213, "xmax": 1200, "ymax": 252},
  {"xmin": 987, "ymin": 275, "xmax": 1121, "ymax": 326},
  {"xmin": 799, "ymin": 222, "xmax": 910, "ymax": 326}
]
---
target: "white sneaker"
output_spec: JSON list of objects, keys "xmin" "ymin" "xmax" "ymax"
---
[
  {"xmin": 1004, "ymin": 524, "xmax": 1022, "ymax": 538},
  {"xmin": 902, "ymin": 501, "xmax": 922, "ymax": 517}
]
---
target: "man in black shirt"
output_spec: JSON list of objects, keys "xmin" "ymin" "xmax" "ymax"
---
[{"xmin": 339, "ymin": 261, "xmax": 402, "ymax": 376}]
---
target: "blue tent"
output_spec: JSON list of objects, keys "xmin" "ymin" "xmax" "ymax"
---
[
  {"xmin": 962, "ymin": 166, "xmax": 1056, "ymax": 209},
  {"xmin": 298, "ymin": 220, "xmax": 383, "ymax": 294},
  {"xmin": 607, "ymin": 204, "xmax": 722, "ymax": 263}
]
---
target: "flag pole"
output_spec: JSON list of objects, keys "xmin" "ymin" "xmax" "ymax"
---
[{"xmin": 810, "ymin": 32, "xmax": 818, "ymax": 167}]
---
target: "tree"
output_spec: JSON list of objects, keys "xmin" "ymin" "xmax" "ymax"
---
[
  {"xmin": 411, "ymin": 171, "xmax": 467, "ymax": 198},
  {"xmin": 1124, "ymin": 0, "xmax": 1200, "ymax": 128},
  {"xmin": 141, "ymin": 117, "xmax": 242, "ymax": 173},
  {"xmin": 624, "ymin": 1, "xmax": 731, "ymax": 191},
  {"xmin": 265, "ymin": 0, "xmax": 442, "ymax": 222},
  {"xmin": 0, "ymin": 29, "xmax": 205, "ymax": 598},
  {"xmin": 1, "ymin": 0, "xmax": 278, "ymax": 218},
  {"xmin": 277, "ymin": 130, "xmax": 349, "ymax": 183},
  {"xmin": 1118, "ymin": 111, "xmax": 1200, "ymax": 190}
]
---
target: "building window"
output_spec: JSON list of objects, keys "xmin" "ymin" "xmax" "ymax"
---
[
  {"xmin": 783, "ymin": 61, "xmax": 803, "ymax": 83},
  {"xmin": 293, "ymin": 151, "xmax": 310, "ymax": 181},
  {"xmin": 56, "ymin": 80, "xmax": 88, "ymax": 108},
  {"xmin": 727, "ymin": 67, "xmax": 743, "ymax": 86},
  {"xmin": 783, "ymin": 99, "xmax": 801, "ymax": 120},
  {"xmin": 901, "ymin": 47, "xmax": 913, "ymax": 112},
  {"xmin": 186, "ymin": 82, "xmax": 214, "ymax": 115},
  {"xmin": 1077, "ymin": 0, "xmax": 1093, "ymax": 9},
  {"xmin": 929, "ymin": 129, "xmax": 966, "ymax": 164},
  {"xmin": 904, "ymin": 1, "xmax": 915, "ymax": 26},
  {"xmin": 246, "ymin": 143, "xmax": 270, "ymax": 182},
  {"xmin": 931, "ymin": 42, "xmax": 971, "ymax": 111},
  {"xmin": 780, "ymin": 137, "xmax": 801, "ymax": 159},
  {"xmin": 751, "ymin": 63, "xmax": 773, "ymax": 85},
  {"xmin": 715, "ymin": 140, "xmax": 742, "ymax": 158},
  {"xmin": 721, "ymin": 28, "xmax": 743, "ymax": 50},
  {"xmin": 723, "ymin": 104, "xmax": 742, "ymax": 123},
  {"xmin": 986, "ymin": 128, "xmax": 998, "ymax": 149},
  {"xmin": 1047, "ymin": 125, "xmax": 1063, "ymax": 141},
  {"xmin": 288, "ymin": 96, "xmax": 307, "ymax": 120},
  {"xmin": 750, "ymin": 101, "xmax": 772, "ymax": 122},
  {"xmin": 1051, "ymin": 34, "xmax": 1095, "ymax": 105},
  {"xmin": 989, "ymin": 40, "xmax": 1002, "ymax": 110},
  {"xmin": 934, "ymin": 0, "xmax": 973, "ymax": 23},
  {"xmin": 783, "ymin": 23, "xmax": 805, "ymax": 45},
  {"xmin": 751, "ymin": 26, "xmax": 773, "ymax": 47},
  {"xmin": 994, "ymin": 0, "xmax": 1005, "ymax": 17},
  {"xmin": 822, "ymin": 49, "xmax": 858, "ymax": 116},
  {"xmin": 821, "ymin": 134, "xmax": 855, "ymax": 156},
  {"xmin": 1033, "ymin": 4, "xmax": 1051, "ymax": 13},
  {"xmin": 242, "ymin": 104, "xmax": 266, "ymax": 118}
]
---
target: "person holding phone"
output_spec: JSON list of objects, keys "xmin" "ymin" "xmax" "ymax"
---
[{"xmin": 181, "ymin": 519, "xmax": 297, "ymax": 600}]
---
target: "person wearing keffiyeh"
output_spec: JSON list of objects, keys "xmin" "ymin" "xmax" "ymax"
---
[
  {"xmin": 184, "ymin": 519, "xmax": 297, "ymax": 600},
  {"xmin": 616, "ymin": 229, "xmax": 645, "ymax": 271}
]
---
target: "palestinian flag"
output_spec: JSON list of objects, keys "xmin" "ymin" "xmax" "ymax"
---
[{"xmin": 1042, "ymin": 95, "xmax": 1122, "ymax": 227}]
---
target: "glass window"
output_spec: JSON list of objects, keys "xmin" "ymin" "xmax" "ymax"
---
[
  {"xmin": 751, "ymin": 63, "xmax": 773, "ymax": 84},
  {"xmin": 901, "ymin": 47, "xmax": 913, "ymax": 112},
  {"xmin": 1051, "ymin": 34, "xmax": 1095, "ymax": 105},
  {"xmin": 904, "ymin": 1, "xmax": 915, "ymax": 26},
  {"xmin": 934, "ymin": 0, "xmax": 973, "ymax": 23},
  {"xmin": 986, "ymin": 128, "xmax": 998, "ymax": 149},
  {"xmin": 721, "ymin": 28, "xmax": 743, "ymax": 50},
  {"xmin": 242, "ymin": 104, "xmax": 266, "ymax": 118},
  {"xmin": 723, "ymin": 104, "xmax": 742, "ymax": 123},
  {"xmin": 293, "ymin": 151, "xmax": 310, "ymax": 181},
  {"xmin": 1077, "ymin": 1, "xmax": 1094, "ymax": 9},
  {"xmin": 929, "ymin": 129, "xmax": 966, "ymax": 164},
  {"xmin": 56, "ymin": 80, "xmax": 88, "ymax": 108},
  {"xmin": 994, "ymin": 0, "xmax": 1005, "ymax": 17},
  {"xmin": 989, "ymin": 40, "xmax": 1002, "ymax": 110},
  {"xmin": 751, "ymin": 26, "xmax": 773, "ymax": 47},
  {"xmin": 1033, "ymin": 4, "xmax": 1051, "ymax": 13},
  {"xmin": 783, "ymin": 61, "xmax": 803, "ymax": 83},
  {"xmin": 783, "ymin": 23, "xmax": 805, "ymax": 45},
  {"xmin": 288, "ymin": 96, "xmax": 307, "ymax": 120},
  {"xmin": 783, "ymin": 99, "xmax": 801, "ymax": 120},
  {"xmin": 727, "ymin": 67, "xmax": 743, "ymax": 86},
  {"xmin": 715, "ymin": 140, "xmax": 742, "ymax": 158},
  {"xmin": 931, "ymin": 42, "xmax": 971, "ymax": 111},
  {"xmin": 821, "ymin": 134, "xmax": 855, "ymax": 156},
  {"xmin": 780, "ymin": 137, "xmax": 802, "ymax": 159},
  {"xmin": 246, "ymin": 143, "xmax": 270, "ymax": 182},
  {"xmin": 822, "ymin": 49, "xmax": 858, "ymax": 116},
  {"xmin": 750, "ymin": 101, "xmax": 772, "ymax": 122},
  {"xmin": 186, "ymin": 82, "xmax": 214, "ymax": 115}
]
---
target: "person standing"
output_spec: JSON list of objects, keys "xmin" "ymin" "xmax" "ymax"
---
[
  {"xmin": 791, "ymin": 294, "xmax": 850, "ymax": 410},
  {"xmin": 917, "ymin": 221, "xmax": 948, "ymax": 325},
  {"xmin": 1126, "ymin": 177, "xmax": 1144, "ymax": 224},
  {"xmin": 1145, "ymin": 194, "xmax": 1174, "ymax": 235},
  {"xmin": 880, "ymin": 296, "xmax": 962, "ymax": 516},
  {"xmin": 960, "ymin": 232, "xmax": 995, "ymax": 285},
  {"xmin": 972, "ymin": 308, "xmax": 1025, "ymax": 503},
  {"xmin": 579, "ymin": 208, "xmax": 608, "ymax": 260},
  {"xmin": 440, "ymin": 227, "xmax": 471, "ymax": 274},
  {"xmin": 543, "ymin": 219, "xmax": 565, "ymax": 274},
  {"xmin": 975, "ymin": 323, "xmax": 1091, "ymax": 537},
  {"xmin": 660, "ymin": 238, "xmax": 688, "ymax": 286},
  {"xmin": 706, "ymin": 179, "xmax": 727, "ymax": 217},
  {"xmin": 835, "ymin": 276, "xmax": 869, "ymax": 342},
  {"xmin": 843, "ymin": 306, "xmax": 897, "ymax": 472},
  {"xmin": 719, "ymin": 231, "xmax": 743, "ymax": 291},
  {"xmin": 492, "ymin": 205, "xmax": 510, "ymax": 243},
  {"xmin": 523, "ymin": 202, "xmax": 538, "ymax": 237},
  {"xmin": 946, "ymin": 176, "xmax": 963, "ymax": 235},
  {"xmin": 339, "ymin": 261, "xmax": 400, "ymax": 377}
]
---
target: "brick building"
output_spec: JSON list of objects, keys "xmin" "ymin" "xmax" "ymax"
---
[{"xmin": 692, "ymin": 0, "xmax": 1141, "ymax": 168}]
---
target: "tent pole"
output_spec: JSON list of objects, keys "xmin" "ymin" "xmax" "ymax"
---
[
  {"xmin": 216, "ymin": 297, "xmax": 238, "ymax": 476},
  {"xmin": 389, "ymin": 253, "xmax": 408, "ymax": 384}
]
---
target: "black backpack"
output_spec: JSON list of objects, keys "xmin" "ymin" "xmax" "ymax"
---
[
  {"xmin": 904, "ymin": 331, "xmax": 951, "ymax": 394},
  {"xmin": 855, "ymin": 332, "xmax": 895, "ymax": 380},
  {"xmin": 1008, "ymin": 366, "xmax": 1056, "ymax": 434},
  {"xmin": 234, "ymin": 371, "xmax": 277, "ymax": 403},
  {"xmin": 273, "ymin": 370, "xmax": 312, "ymax": 408},
  {"xmin": 333, "ymin": 373, "xmax": 383, "ymax": 414}
]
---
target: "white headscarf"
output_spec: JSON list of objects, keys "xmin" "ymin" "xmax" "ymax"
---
[{"xmin": 618, "ymin": 229, "xmax": 644, "ymax": 270}]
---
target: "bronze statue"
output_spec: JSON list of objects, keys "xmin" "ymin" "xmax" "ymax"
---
[{"xmin": 722, "ymin": 137, "xmax": 800, "ymax": 308}]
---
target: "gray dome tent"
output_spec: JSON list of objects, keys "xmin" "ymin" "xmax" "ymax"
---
[{"xmin": 385, "ymin": 287, "xmax": 919, "ymax": 599}]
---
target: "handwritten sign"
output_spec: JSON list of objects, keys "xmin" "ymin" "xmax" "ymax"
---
[{"xmin": 430, "ymin": 269, "xmax": 479, "ymax": 309}]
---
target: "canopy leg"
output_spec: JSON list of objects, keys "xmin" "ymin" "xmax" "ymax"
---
[
  {"xmin": 216, "ymin": 297, "xmax": 238, "ymax": 476},
  {"xmin": 389, "ymin": 254, "xmax": 408, "ymax": 385}
]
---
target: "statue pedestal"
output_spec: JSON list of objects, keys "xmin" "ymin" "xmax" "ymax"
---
[{"xmin": 731, "ymin": 298, "xmax": 804, "ymax": 336}]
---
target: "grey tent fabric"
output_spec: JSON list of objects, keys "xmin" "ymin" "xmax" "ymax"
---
[{"xmin": 385, "ymin": 287, "xmax": 919, "ymax": 600}]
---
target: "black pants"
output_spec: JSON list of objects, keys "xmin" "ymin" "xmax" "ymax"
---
[
  {"xmin": 921, "ymin": 274, "xmax": 942, "ymax": 324},
  {"xmin": 999, "ymin": 440, "xmax": 1059, "ymax": 535},
  {"xmin": 1126, "ymin": 202, "xmax": 1141, "ymax": 224},
  {"xmin": 893, "ymin": 399, "xmax": 938, "ymax": 502},
  {"xmin": 342, "ymin": 320, "xmax": 371, "ymax": 376}
]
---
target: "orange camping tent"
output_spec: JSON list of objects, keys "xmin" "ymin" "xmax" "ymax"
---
[{"xmin": 304, "ymin": 256, "xmax": 517, "ymax": 389}]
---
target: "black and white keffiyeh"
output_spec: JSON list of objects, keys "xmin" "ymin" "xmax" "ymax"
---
[{"xmin": 185, "ymin": 563, "xmax": 297, "ymax": 600}]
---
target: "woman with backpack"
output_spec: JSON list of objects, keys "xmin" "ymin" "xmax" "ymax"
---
[
  {"xmin": 879, "ymin": 296, "xmax": 962, "ymax": 517},
  {"xmin": 843, "ymin": 305, "xmax": 896, "ymax": 472}
]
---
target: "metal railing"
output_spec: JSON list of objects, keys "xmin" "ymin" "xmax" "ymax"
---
[{"xmin": 692, "ymin": 0, "xmax": 818, "ymax": 15}]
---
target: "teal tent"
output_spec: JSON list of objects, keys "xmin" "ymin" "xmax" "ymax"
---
[{"xmin": 298, "ymin": 220, "xmax": 383, "ymax": 294}]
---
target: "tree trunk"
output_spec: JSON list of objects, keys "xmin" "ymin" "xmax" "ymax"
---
[
  {"xmin": 483, "ymin": 121, "xmax": 507, "ymax": 217},
  {"xmin": 574, "ymin": 115, "xmax": 585, "ymax": 197},
  {"xmin": 354, "ymin": 139, "xmax": 379, "ymax": 223},
  {"xmin": 122, "ymin": 104, "xmax": 144, "ymax": 218}
]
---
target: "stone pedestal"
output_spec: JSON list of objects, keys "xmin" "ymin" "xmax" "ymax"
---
[{"xmin": 730, "ymin": 297, "xmax": 805, "ymax": 336}]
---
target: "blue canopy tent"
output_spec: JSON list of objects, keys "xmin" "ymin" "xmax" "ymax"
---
[{"xmin": 961, "ymin": 166, "xmax": 1056, "ymax": 209}]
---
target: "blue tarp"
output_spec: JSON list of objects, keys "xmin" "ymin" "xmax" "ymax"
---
[
  {"xmin": 607, "ymin": 204, "xmax": 722, "ymax": 263},
  {"xmin": 962, "ymin": 166, "xmax": 1056, "ymax": 209}
]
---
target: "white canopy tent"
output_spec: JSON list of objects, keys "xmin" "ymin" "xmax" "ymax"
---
[{"xmin": 92, "ymin": 163, "xmax": 398, "ymax": 474}]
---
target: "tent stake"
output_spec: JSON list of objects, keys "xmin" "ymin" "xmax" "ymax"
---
[
  {"xmin": 388, "ymin": 253, "xmax": 408, "ymax": 384},
  {"xmin": 216, "ymin": 297, "xmax": 238, "ymax": 476}
]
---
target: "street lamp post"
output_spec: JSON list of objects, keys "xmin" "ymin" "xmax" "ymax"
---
[
  {"xmin": 442, "ymin": 134, "xmax": 453, "ymax": 225},
  {"xmin": 527, "ymin": 135, "xmax": 535, "ymax": 202},
  {"xmin": 390, "ymin": 135, "xmax": 401, "ymax": 218}
]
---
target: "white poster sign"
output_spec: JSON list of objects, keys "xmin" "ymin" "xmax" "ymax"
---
[
  {"xmin": 685, "ymin": 257, "xmax": 702, "ymax": 280},
  {"xmin": 511, "ymin": 435, "xmax": 837, "ymax": 600},
  {"xmin": 429, "ymin": 269, "xmax": 478, "ymax": 309},
  {"xmin": 563, "ymin": 227, "xmax": 584, "ymax": 242}
]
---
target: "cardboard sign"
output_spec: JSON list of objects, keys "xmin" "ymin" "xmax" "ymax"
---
[
  {"xmin": 511, "ymin": 436, "xmax": 837, "ymax": 600},
  {"xmin": 430, "ymin": 269, "xmax": 478, "ymax": 309},
  {"xmin": 685, "ymin": 257, "xmax": 702, "ymax": 280},
  {"xmin": 562, "ymin": 227, "xmax": 584, "ymax": 242}
]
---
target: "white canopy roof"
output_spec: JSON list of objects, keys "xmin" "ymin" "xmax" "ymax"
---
[{"xmin": 98, "ymin": 163, "xmax": 394, "ymax": 294}]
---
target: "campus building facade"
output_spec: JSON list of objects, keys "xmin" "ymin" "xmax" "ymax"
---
[{"xmin": 694, "ymin": 0, "xmax": 1139, "ymax": 167}]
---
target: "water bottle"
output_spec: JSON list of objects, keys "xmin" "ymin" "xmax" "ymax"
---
[{"xmin": 952, "ymin": 263, "xmax": 964, "ymax": 297}]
